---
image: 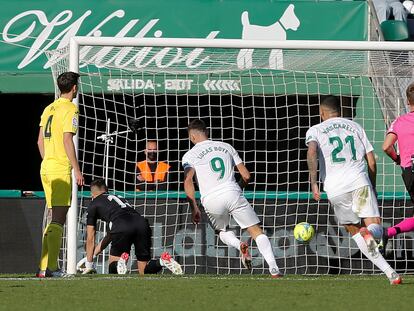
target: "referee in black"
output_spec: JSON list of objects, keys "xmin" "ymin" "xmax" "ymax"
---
[
  {"xmin": 381, "ymin": 82, "xmax": 414, "ymax": 254},
  {"xmin": 83, "ymin": 179, "xmax": 182, "ymax": 275}
]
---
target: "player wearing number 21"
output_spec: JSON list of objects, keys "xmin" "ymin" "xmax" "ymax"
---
[
  {"xmin": 36, "ymin": 72, "xmax": 85, "ymax": 278},
  {"xmin": 183, "ymin": 119, "xmax": 282, "ymax": 277},
  {"xmin": 306, "ymin": 96, "xmax": 401, "ymax": 285}
]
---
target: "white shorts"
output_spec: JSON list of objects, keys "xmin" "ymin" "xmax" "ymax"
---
[
  {"xmin": 329, "ymin": 185, "xmax": 380, "ymax": 225},
  {"xmin": 201, "ymin": 190, "xmax": 260, "ymax": 231}
]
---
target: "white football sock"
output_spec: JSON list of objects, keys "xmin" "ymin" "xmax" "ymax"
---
[
  {"xmin": 219, "ymin": 231, "xmax": 241, "ymax": 250},
  {"xmin": 367, "ymin": 223, "xmax": 383, "ymax": 240},
  {"xmin": 255, "ymin": 234, "xmax": 279, "ymax": 274},
  {"xmin": 352, "ymin": 233, "xmax": 394, "ymax": 278}
]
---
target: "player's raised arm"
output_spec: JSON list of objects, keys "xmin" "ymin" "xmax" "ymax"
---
[
  {"xmin": 307, "ymin": 141, "xmax": 320, "ymax": 201},
  {"xmin": 183, "ymin": 167, "xmax": 201, "ymax": 224}
]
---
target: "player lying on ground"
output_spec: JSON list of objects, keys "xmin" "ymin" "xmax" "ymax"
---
[
  {"xmin": 37, "ymin": 72, "xmax": 85, "ymax": 278},
  {"xmin": 306, "ymin": 96, "xmax": 401, "ymax": 285},
  {"xmin": 82, "ymin": 179, "xmax": 182, "ymax": 275},
  {"xmin": 183, "ymin": 119, "xmax": 282, "ymax": 277},
  {"xmin": 380, "ymin": 82, "xmax": 414, "ymax": 255}
]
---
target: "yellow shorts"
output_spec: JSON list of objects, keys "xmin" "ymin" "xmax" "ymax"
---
[{"xmin": 41, "ymin": 174, "xmax": 72, "ymax": 208}]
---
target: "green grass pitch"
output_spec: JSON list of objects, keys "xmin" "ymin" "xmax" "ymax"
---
[{"xmin": 0, "ymin": 274, "xmax": 412, "ymax": 311}]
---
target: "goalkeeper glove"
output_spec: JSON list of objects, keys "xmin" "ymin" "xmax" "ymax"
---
[
  {"xmin": 82, "ymin": 261, "xmax": 96, "ymax": 275},
  {"xmin": 77, "ymin": 257, "xmax": 97, "ymax": 274},
  {"xmin": 76, "ymin": 257, "xmax": 87, "ymax": 272}
]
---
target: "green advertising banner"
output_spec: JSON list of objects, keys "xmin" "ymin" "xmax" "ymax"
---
[{"xmin": 0, "ymin": 0, "xmax": 368, "ymax": 93}]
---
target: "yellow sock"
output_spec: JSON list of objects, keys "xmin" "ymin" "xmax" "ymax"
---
[
  {"xmin": 46, "ymin": 222, "xmax": 64, "ymax": 271},
  {"xmin": 39, "ymin": 226, "xmax": 49, "ymax": 271}
]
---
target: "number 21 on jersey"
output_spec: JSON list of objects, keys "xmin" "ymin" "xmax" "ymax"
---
[{"xmin": 329, "ymin": 135, "xmax": 357, "ymax": 163}]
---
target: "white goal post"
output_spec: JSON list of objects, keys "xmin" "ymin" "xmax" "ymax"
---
[{"xmin": 62, "ymin": 36, "xmax": 414, "ymax": 275}]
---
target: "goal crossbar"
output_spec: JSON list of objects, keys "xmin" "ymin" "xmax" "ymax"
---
[{"xmin": 70, "ymin": 37, "xmax": 414, "ymax": 52}]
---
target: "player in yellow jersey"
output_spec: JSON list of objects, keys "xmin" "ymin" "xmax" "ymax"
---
[{"xmin": 36, "ymin": 72, "xmax": 85, "ymax": 278}]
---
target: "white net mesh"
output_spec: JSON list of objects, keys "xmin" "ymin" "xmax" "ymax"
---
[{"xmin": 47, "ymin": 41, "xmax": 414, "ymax": 274}]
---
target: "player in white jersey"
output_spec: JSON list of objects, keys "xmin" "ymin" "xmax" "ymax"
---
[
  {"xmin": 306, "ymin": 96, "xmax": 401, "ymax": 285},
  {"xmin": 183, "ymin": 119, "xmax": 282, "ymax": 277}
]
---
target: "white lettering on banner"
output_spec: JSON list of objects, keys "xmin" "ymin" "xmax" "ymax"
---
[
  {"xmin": 107, "ymin": 78, "xmax": 195, "ymax": 91},
  {"xmin": 165, "ymin": 79, "xmax": 193, "ymax": 91},
  {"xmin": 3, "ymin": 10, "xmax": 125, "ymax": 69},
  {"xmin": 107, "ymin": 79, "xmax": 156, "ymax": 91},
  {"xmin": 2, "ymin": 5, "xmax": 300, "ymax": 72},
  {"xmin": 2, "ymin": 10, "xmax": 220, "ymax": 70}
]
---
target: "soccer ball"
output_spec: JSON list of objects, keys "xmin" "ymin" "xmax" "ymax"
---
[{"xmin": 294, "ymin": 222, "xmax": 315, "ymax": 243}]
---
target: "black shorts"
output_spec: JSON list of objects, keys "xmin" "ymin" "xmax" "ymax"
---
[
  {"xmin": 110, "ymin": 215, "xmax": 152, "ymax": 261},
  {"xmin": 402, "ymin": 167, "xmax": 414, "ymax": 204}
]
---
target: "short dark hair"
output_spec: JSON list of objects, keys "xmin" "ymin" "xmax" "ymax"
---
[
  {"xmin": 188, "ymin": 119, "xmax": 208, "ymax": 134},
  {"xmin": 90, "ymin": 179, "xmax": 108, "ymax": 192},
  {"xmin": 320, "ymin": 96, "xmax": 341, "ymax": 114},
  {"xmin": 406, "ymin": 82, "xmax": 414, "ymax": 105},
  {"xmin": 57, "ymin": 72, "xmax": 80, "ymax": 93}
]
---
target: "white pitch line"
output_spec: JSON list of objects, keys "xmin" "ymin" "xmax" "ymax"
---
[{"xmin": 0, "ymin": 275, "xmax": 394, "ymax": 282}]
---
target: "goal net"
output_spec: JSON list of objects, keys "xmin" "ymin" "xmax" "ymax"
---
[{"xmin": 47, "ymin": 38, "xmax": 414, "ymax": 275}]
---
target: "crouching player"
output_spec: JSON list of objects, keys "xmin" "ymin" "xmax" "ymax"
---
[{"xmin": 82, "ymin": 179, "xmax": 182, "ymax": 275}]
